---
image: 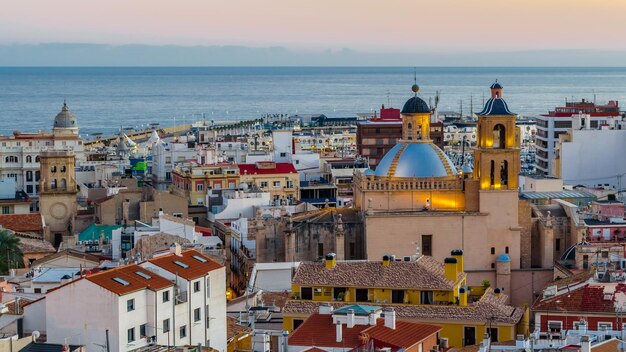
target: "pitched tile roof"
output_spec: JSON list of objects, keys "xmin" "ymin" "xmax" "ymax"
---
[
  {"xmin": 285, "ymin": 290, "xmax": 523, "ymax": 325},
  {"xmin": 147, "ymin": 249, "xmax": 223, "ymax": 280},
  {"xmin": 288, "ymin": 313, "xmax": 441, "ymax": 350},
  {"xmin": 86, "ymin": 263, "xmax": 173, "ymax": 295},
  {"xmin": 288, "ymin": 313, "xmax": 367, "ymax": 348},
  {"xmin": 533, "ymin": 282, "xmax": 626, "ymax": 313},
  {"xmin": 592, "ymin": 338, "xmax": 624, "ymax": 352},
  {"xmin": 238, "ymin": 162, "xmax": 297, "ymax": 175},
  {"xmin": 292, "ymin": 256, "xmax": 463, "ymax": 290},
  {"xmin": 0, "ymin": 214, "xmax": 44, "ymax": 232},
  {"xmin": 226, "ymin": 316, "xmax": 252, "ymax": 341},
  {"xmin": 17, "ymin": 237, "xmax": 55, "ymax": 254},
  {"xmin": 6, "ymin": 298, "xmax": 33, "ymax": 315},
  {"xmin": 31, "ymin": 249, "xmax": 101, "ymax": 268}
]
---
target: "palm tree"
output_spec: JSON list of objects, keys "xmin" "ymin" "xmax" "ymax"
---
[{"xmin": 0, "ymin": 230, "xmax": 24, "ymax": 274}]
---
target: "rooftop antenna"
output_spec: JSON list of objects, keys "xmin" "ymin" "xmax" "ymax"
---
[
  {"xmin": 413, "ymin": 67, "xmax": 418, "ymax": 97},
  {"xmin": 386, "ymin": 89, "xmax": 391, "ymax": 107},
  {"xmin": 593, "ymin": 89, "xmax": 596, "ymax": 105}
]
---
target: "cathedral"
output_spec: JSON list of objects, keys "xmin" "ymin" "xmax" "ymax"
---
[{"xmin": 354, "ymin": 82, "xmax": 547, "ymax": 305}]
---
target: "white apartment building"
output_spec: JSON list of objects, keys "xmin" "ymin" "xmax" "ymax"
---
[
  {"xmin": 0, "ymin": 102, "xmax": 84, "ymax": 206},
  {"xmin": 535, "ymin": 111, "xmax": 619, "ymax": 175},
  {"xmin": 31, "ymin": 248, "xmax": 226, "ymax": 352},
  {"xmin": 151, "ymin": 141, "xmax": 198, "ymax": 183}
]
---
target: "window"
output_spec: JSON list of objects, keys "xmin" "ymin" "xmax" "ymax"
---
[
  {"xmin": 391, "ymin": 290, "xmax": 405, "ymax": 304},
  {"xmin": 140, "ymin": 324, "xmax": 147, "ymax": 338},
  {"xmin": 420, "ymin": 291, "xmax": 434, "ymax": 305},
  {"xmin": 26, "ymin": 156, "xmax": 32, "ymax": 163},
  {"xmin": 489, "ymin": 328, "xmax": 498, "ymax": 342},
  {"xmin": 51, "ymin": 165, "xmax": 57, "ymax": 173},
  {"xmin": 556, "ymin": 239, "xmax": 561, "ymax": 251},
  {"xmin": 317, "ymin": 243, "xmax": 324, "ymax": 258},
  {"xmin": 301, "ymin": 287, "xmax": 313, "ymax": 300},
  {"xmin": 422, "ymin": 235, "xmax": 432, "ymax": 256},
  {"xmin": 293, "ymin": 319, "xmax": 304, "ymax": 331},
  {"xmin": 194, "ymin": 281, "xmax": 201, "ymax": 293},
  {"xmin": 197, "ymin": 183, "xmax": 204, "ymax": 192},
  {"xmin": 50, "ymin": 179, "xmax": 57, "ymax": 189},
  {"xmin": 548, "ymin": 321, "xmax": 562, "ymax": 332},
  {"xmin": 491, "ymin": 247, "xmax": 495, "ymax": 255},
  {"xmin": 349, "ymin": 243, "xmax": 356, "ymax": 259},
  {"xmin": 127, "ymin": 299, "xmax": 135, "ymax": 311},
  {"xmin": 26, "ymin": 171, "xmax": 32, "ymax": 181},
  {"xmin": 280, "ymin": 152, "xmax": 286, "ymax": 157},
  {"xmin": 179, "ymin": 325, "xmax": 187, "ymax": 339},
  {"xmin": 355, "ymin": 289, "xmax": 369, "ymax": 302},
  {"xmin": 505, "ymin": 246, "xmax": 509, "ymax": 254},
  {"xmin": 35, "ymin": 156, "xmax": 40, "ymax": 163},
  {"xmin": 60, "ymin": 165, "xmax": 66, "ymax": 172},
  {"xmin": 35, "ymin": 171, "xmax": 40, "ymax": 181},
  {"xmin": 60, "ymin": 179, "xmax": 67, "ymax": 190},
  {"xmin": 333, "ymin": 287, "xmax": 347, "ymax": 301},
  {"xmin": 273, "ymin": 181, "xmax": 281, "ymax": 187},
  {"xmin": 34, "ymin": 288, "xmax": 41, "ymax": 294},
  {"xmin": 260, "ymin": 181, "xmax": 268, "ymax": 188},
  {"xmin": 194, "ymin": 307, "xmax": 201, "ymax": 322},
  {"xmin": 598, "ymin": 322, "xmax": 613, "ymax": 331},
  {"xmin": 1, "ymin": 206, "xmax": 9, "ymax": 215},
  {"xmin": 127, "ymin": 327, "xmax": 135, "ymax": 343},
  {"xmin": 163, "ymin": 290, "xmax": 170, "ymax": 302},
  {"xmin": 163, "ymin": 319, "xmax": 170, "ymax": 332}
]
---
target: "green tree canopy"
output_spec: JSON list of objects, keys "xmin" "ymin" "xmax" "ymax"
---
[{"xmin": 0, "ymin": 230, "xmax": 24, "ymax": 274}]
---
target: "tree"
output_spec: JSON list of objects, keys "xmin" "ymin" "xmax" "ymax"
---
[{"xmin": 0, "ymin": 230, "xmax": 24, "ymax": 274}]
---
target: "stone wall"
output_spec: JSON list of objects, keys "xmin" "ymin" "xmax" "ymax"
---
[{"xmin": 518, "ymin": 200, "xmax": 533, "ymax": 269}]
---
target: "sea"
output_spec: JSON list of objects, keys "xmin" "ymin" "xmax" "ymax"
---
[{"xmin": 1, "ymin": 66, "xmax": 626, "ymax": 136}]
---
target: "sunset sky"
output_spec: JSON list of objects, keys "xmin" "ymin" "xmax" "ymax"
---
[{"xmin": 2, "ymin": 0, "xmax": 626, "ymax": 52}]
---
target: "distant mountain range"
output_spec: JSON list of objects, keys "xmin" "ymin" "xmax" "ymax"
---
[{"xmin": 1, "ymin": 43, "xmax": 626, "ymax": 66}]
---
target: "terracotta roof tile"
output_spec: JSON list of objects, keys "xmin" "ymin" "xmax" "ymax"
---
[
  {"xmin": 288, "ymin": 313, "xmax": 441, "ymax": 350},
  {"xmin": 86, "ymin": 263, "xmax": 173, "ymax": 295},
  {"xmin": 147, "ymin": 249, "xmax": 223, "ymax": 280},
  {"xmin": 0, "ymin": 214, "xmax": 44, "ymax": 232},
  {"xmin": 533, "ymin": 282, "xmax": 626, "ymax": 313},
  {"xmin": 292, "ymin": 256, "xmax": 462, "ymax": 290},
  {"xmin": 6, "ymin": 298, "xmax": 33, "ymax": 315},
  {"xmin": 285, "ymin": 290, "xmax": 523, "ymax": 325},
  {"xmin": 592, "ymin": 338, "xmax": 624, "ymax": 352},
  {"xmin": 31, "ymin": 249, "xmax": 101, "ymax": 268},
  {"xmin": 226, "ymin": 316, "xmax": 252, "ymax": 341},
  {"xmin": 17, "ymin": 237, "xmax": 55, "ymax": 254}
]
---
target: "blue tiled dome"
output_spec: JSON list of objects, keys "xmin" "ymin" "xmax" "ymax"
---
[
  {"xmin": 374, "ymin": 143, "xmax": 457, "ymax": 178},
  {"xmin": 401, "ymin": 96, "xmax": 431, "ymax": 114},
  {"xmin": 490, "ymin": 82, "xmax": 503, "ymax": 89},
  {"xmin": 496, "ymin": 253, "xmax": 510, "ymax": 262},
  {"xmin": 477, "ymin": 97, "xmax": 514, "ymax": 116}
]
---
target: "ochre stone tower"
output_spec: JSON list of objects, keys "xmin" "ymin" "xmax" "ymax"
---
[
  {"xmin": 39, "ymin": 150, "xmax": 78, "ymax": 246},
  {"xmin": 401, "ymin": 84, "xmax": 432, "ymax": 142},
  {"xmin": 473, "ymin": 82, "xmax": 521, "ymax": 190}
]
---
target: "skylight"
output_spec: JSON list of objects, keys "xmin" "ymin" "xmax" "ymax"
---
[
  {"xmin": 174, "ymin": 260, "xmax": 189, "ymax": 269},
  {"xmin": 192, "ymin": 255, "xmax": 207, "ymax": 263},
  {"xmin": 135, "ymin": 271, "xmax": 152, "ymax": 280},
  {"xmin": 113, "ymin": 277, "xmax": 130, "ymax": 286}
]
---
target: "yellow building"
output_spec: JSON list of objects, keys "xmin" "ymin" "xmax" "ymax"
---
[
  {"xmin": 172, "ymin": 162, "xmax": 240, "ymax": 206},
  {"xmin": 351, "ymin": 82, "xmax": 550, "ymax": 307},
  {"xmin": 283, "ymin": 251, "xmax": 528, "ymax": 348},
  {"xmin": 238, "ymin": 161, "xmax": 299, "ymax": 205}
]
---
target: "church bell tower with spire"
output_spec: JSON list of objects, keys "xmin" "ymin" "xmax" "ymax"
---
[{"xmin": 473, "ymin": 81, "xmax": 520, "ymax": 190}]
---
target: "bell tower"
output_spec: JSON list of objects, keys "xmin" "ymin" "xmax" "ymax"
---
[
  {"xmin": 39, "ymin": 150, "xmax": 78, "ymax": 247},
  {"xmin": 473, "ymin": 82, "xmax": 520, "ymax": 190}
]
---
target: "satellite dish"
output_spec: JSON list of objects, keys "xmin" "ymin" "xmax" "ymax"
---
[{"xmin": 32, "ymin": 330, "xmax": 41, "ymax": 341}]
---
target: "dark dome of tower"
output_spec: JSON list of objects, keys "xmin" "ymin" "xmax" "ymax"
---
[
  {"xmin": 401, "ymin": 96, "xmax": 430, "ymax": 114},
  {"xmin": 53, "ymin": 101, "xmax": 78, "ymax": 129},
  {"xmin": 490, "ymin": 82, "xmax": 503, "ymax": 89}
]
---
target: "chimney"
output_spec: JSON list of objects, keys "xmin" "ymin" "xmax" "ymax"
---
[
  {"xmin": 383, "ymin": 307, "xmax": 396, "ymax": 330},
  {"xmin": 159, "ymin": 208, "xmax": 164, "ymax": 217},
  {"xmin": 459, "ymin": 287, "xmax": 468, "ymax": 306},
  {"xmin": 515, "ymin": 335, "xmax": 525, "ymax": 349},
  {"xmin": 347, "ymin": 309, "xmax": 355, "ymax": 328},
  {"xmin": 336, "ymin": 322, "xmax": 343, "ymax": 342},
  {"xmin": 325, "ymin": 253, "xmax": 337, "ymax": 269},
  {"xmin": 451, "ymin": 249, "xmax": 464, "ymax": 274},
  {"xmin": 382, "ymin": 254, "xmax": 391, "ymax": 267},
  {"xmin": 581, "ymin": 335, "xmax": 591, "ymax": 352},
  {"xmin": 444, "ymin": 257, "xmax": 459, "ymax": 282},
  {"xmin": 319, "ymin": 302, "xmax": 333, "ymax": 315},
  {"xmin": 170, "ymin": 243, "xmax": 182, "ymax": 256},
  {"xmin": 368, "ymin": 312, "xmax": 377, "ymax": 325}
]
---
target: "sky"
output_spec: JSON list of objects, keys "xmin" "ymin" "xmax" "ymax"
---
[{"xmin": 2, "ymin": 0, "xmax": 626, "ymax": 53}]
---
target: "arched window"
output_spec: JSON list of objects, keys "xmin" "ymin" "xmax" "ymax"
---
[
  {"xmin": 50, "ymin": 179, "xmax": 57, "ymax": 189},
  {"xmin": 35, "ymin": 171, "xmax": 40, "ymax": 181},
  {"xmin": 26, "ymin": 171, "xmax": 33, "ymax": 182},
  {"xmin": 51, "ymin": 166, "xmax": 57, "ymax": 173},
  {"xmin": 60, "ymin": 165, "xmax": 66, "ymax": 173},
  {"xmin": 60, "ymin": 179, "xmax": 67, "ymax": 190},
  {"xmin": 4, "ymin": 157, "xmax": 8, "ymax": 163},
  {"xmin": 407, "ymin": 123, "xmax": 413, "ymax": 140},
  {"xmin": 35, "ymin": 156, "xmax": 40, "ymax": 163},
  {"xmin": 500, "ymin": 160, "xmax": 509, "ymax": 186},
  {"xmin": 26, "ymin": 156, "xmax": 32, "ymax": 163},
  {"xmin": 490, "ymin": 160, "xmax": 495, "ymax": 186},
  {"xmin": 493, "ymin": 124, "xmax": 506, "ymax": 149}
]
